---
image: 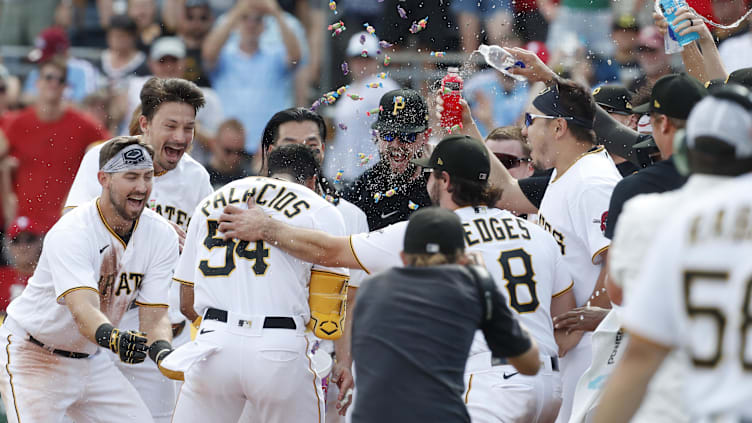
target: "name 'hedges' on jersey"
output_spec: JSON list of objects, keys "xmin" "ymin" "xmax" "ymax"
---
[{"xmin": 174, "ymin": 176, "xmax": 349, "ymax": 320}]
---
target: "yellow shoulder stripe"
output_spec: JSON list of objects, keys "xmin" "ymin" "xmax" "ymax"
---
[
  {"xmin": 172, "ymin": 277, "xmax": 195, "ymax": 287},
  {"xmin": 134, "ymin": 301, "xmax": 169, "ymax": 308},
  {"xmin": 57, "ymin": 286, "xmax": 99, "ymax": 302},
  {"xmin": 552, "ymin": 281, "xmax": 574, "ymax": 298},
  {"xmin": 591, "ymin": 245, "xmax": 609, "ymax": 265},
  {"xmin": 348, "ymin": 235, "xmax": 370, "ymax": 275}
]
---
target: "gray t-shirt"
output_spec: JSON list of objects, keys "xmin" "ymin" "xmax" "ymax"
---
[{"xmin": 351, "ymin": 265, "xmax": 532, "ymax": 423}]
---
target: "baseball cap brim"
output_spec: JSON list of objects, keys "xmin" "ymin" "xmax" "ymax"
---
[
  {"xmin": 410, "ymin": 156, "xmax": 432, "ymax": 168},
  {"xmin": 371, "ymin": 120, "xmax": 428, "ymax": 134},
  {"xmin": 631, "ymin": 102, "xmax": 651, "ymax": 114},
  {"xmin": 633, "ymin": 135, "xmax": 656, "ymax": 149}
]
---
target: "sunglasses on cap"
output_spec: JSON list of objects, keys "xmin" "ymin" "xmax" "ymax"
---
[
  {"xmin": 380, "ymin": 132, "xmax": 419, "ymax": 143},
  {"xmin": 494, "ymin": 152, "xmax": 531, "ymax": 169},
  {"xmin": 525, "ymin": 112, "xmax": 573, "ymax": 127}
]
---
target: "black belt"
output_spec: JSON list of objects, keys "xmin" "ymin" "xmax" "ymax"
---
[
  {"xmin": 204, "ymin": 308, "xmax": 297, "ymax": 330},
  {"xmin": 28, "ymin": 336, "xmax": 90, "ymax": 359},
  {"xmin": 492, "ymin": 356, "xmax": 559, "ymax": 372}
]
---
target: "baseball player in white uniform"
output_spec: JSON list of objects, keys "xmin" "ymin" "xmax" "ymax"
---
[
  {"xmin": 595, "ymin": 168, "xmax": 752, "ymax": 422},
  {"xmin": 171, "ymin": 144, "xmax": 350, "ymax": 422},
  {"xmin": 0, "ymin": 137, "xmax": 179, "ymax": 423},
  {"xmin": 218, "ymin": 135, "xmax": 579, "ymax": 423},
  {"xmin": 64, "ymin": 77, "xmax": 211, "ymax": 422},
  {"xmin": 573, "ymin": 86, "xmax": 752, "ymax": 423}
]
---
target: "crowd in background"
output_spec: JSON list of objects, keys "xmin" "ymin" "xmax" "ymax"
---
[{"xmin": 1, "ymin": 0, "xmax": 752, "ymax": 308}]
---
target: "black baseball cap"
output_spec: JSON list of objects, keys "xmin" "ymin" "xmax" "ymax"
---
[
  {"xmin": 372, "ymin": 89, "xmax": 429, "ymax": 134},
  {"xmin": 403, "ymin": 207, "xmax": 465, "ymax": 255},
  {"xmin": 632, "ymin": 73, "xmax": 707, "ymax": 119},
  {"xmin": 411, "ymin": 135, "xmax": 490, "ymax": 182},
  {"xmin": 727, "ymin": 67, "xmax": 752, "ymax": 90},
  {"xmin": 592, "ymin": 84, "xmax": 634, "ymax": 115}
]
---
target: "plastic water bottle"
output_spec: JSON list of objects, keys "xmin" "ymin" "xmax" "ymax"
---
[
  {"xmin": 476, "ymin": 44, "xmax": 526, "ymax": 82},
  {"xmin": 664, "ymin": 26, "xmax": 684, "ymax": 54},
  {"xmin": 440, "ymin": 67, "xmax": 463, "ymax": 128},
  {"xmin": 660, "ymin": 0, "xmax": 700, "ymax": 47}
]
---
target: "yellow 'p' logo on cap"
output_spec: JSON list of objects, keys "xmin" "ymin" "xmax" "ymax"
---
[
  {"xmin": 392, "ymin": 96, "xmax": 405, "ymax": 115},
  {"xmin": 437, "ymin": 157, "xmax": 444, "ymax": 165},
  {"xmin": 653, "ymin": 99, "xmax": 661, "ymax": 109}
]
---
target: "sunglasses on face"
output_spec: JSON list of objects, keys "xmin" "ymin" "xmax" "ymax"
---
[
  {"xmin": 494, "ymin": 152, "xmax": 531, "ymax": 169},
  {"xmin": 42, "ymin": 73, "xmax": 66, "ymax": 84},
  {"xmin": 524, "ymin": 112, "xmax": 572, "ymax": 127},
  {"xmin": 381, "ymin": 132, "xmax": 419, "ymax": 143}
]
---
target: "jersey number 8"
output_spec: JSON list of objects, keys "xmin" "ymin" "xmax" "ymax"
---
[
  {"xmin": 498, "ymin": 248, "xmax": 540, "ymax": 313},
  {"xmin": 199, "ymin": 220, "xmax": 270, "ymax": 277}
]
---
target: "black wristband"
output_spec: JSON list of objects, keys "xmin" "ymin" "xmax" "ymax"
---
[
  {"xmin": 95, "ymin": 323, "xmax": 115, "ymax": 349},
  {"xmin": 149, "ymin": 340, "xmax": 173, "ymax": 363}
]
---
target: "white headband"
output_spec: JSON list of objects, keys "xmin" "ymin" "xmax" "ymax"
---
[{"xmin": 101, "ymin": 144, "xmax": 153, "ymax": 173}]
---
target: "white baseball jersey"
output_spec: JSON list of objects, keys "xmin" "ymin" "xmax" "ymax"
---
[
  {"xmin": 537, "ymin": 146, "xmax": 621, "ymax": 307},
  {"xmin": 624, "ymin": 173, "xmax": 752, "ymax": 420},
  {"xmin": 65, "ymin": 141, "xmax": 213, "ymax": 324},
  {"xmin": 336, "ymin": 198, "xmax": 368, "ymax": 288},
  {"xmin": 174, "ymin": 176, "xmax": 349, "ymax": 319},
  {"xmin": 350, "ymin": 206, "xmax": 573, "ymax": 357},
  {"xmin": 6, "ymin": 199, "xmax": 178, "ymax": 355}
]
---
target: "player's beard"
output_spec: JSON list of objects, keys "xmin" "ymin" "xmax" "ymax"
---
[{"xmin": 109, "ymin": 185, "xmax": 146, "ymax": 222}]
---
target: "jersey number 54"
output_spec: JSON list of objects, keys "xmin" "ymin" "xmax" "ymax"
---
[{"xmin": 199, "ymin": 220, "xmax": 270, "ymax": 277}]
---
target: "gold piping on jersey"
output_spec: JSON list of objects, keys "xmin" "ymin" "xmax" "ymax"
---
[
  {"xmin": 552, "ymin": 281, "xmax": 574, "ymax": 298},
  {"xmin": 304, "ymin": 337, "xmax": 323, "ymax": 423},
  {"xmin": 348, "ymin": 236, "xmax": 371, "ymax": 274},
  {"xmin": 550, "ymin": 145, "xmax": 606, "ymax": 184},
  {"xmin": 134, "ymin": 301, "xmax": 169, "ymax": 308},
  {"xmin": 172, "ymin": 277, "xmax": 195, "ymax": 287},
  {"xmin": 63, "ymin": 205, "xmax": 76, "ymax": 211},
  {"xmin": 56, "ymin": 286, "xmax": 100, "ymax": 303},
  {"xmin": 96, "ymin": 198, "xmax": 140, "ymax": 249},
  {"xmin": 591, "ymin": 245, "xmax": 609, "ymax": 265},
  {"xmin": 464, "ymin": 374, "xmax": 473, "ymax": 404},
  {"xmin": 154, "ymin": 169, "xmax": 168, "ymax": 177},
  {"xmin": 5, "ymin": 334, "xmax": 21, "ymax": 422},
  {"xmin": 170, "ymin": 380, "xmax": 186, "ymax": 423}
]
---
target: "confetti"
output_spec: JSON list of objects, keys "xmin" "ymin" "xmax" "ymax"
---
[
  {"xmin": 383, "ymin": 55, "xmax": 391, "ymax": 66},
  {"xmin": 359, "ymin": 34, "xmax": 366, "ymax": 45},
  {"xmin": 328, "ymin": 0, "xmax": 337, "ymax": 14},
  {"xmin": 361, "ymin": 49, "xmax": 368, "ymax": 58},
  {"xmin": 338, "ymin": 123, "xmax": 347, "ymax": 130},
  {"xmin": 366, "ymin": 106, "xmax": 383, "ymax": 116},
  {"xmin": 409, "ymin": 17, "xmax": 428, "ymax": 34},
  {"xmin": 430, "ymin": 51, "xmax": 446, "ymax": 57},
  {"xmin": 377, "ymin": 72, "xmax": 387, "ymax": 79},
  {"xmin": 408, "ymin": 200, "xmax": 419, "ymax": 210},
  {"xmin": 373, "ymin": 192, "xmax": 383, "ymax": 203},
  {"xmin": 385, "ymin": 188, "xmax": 397, "ymax": 197},
  {"xmin": 363, "ymin": 23, "xmax": 376, "ymax": 36},
  {"xmin": 328, "ymin": 20, "xmax": 346, "ymax": 37},
  {"xmin": 341, "ymin": 61, "xmax": 349, "ymax": 75},
  {"xmin": 447, "ymin": 123, "xmax": 463, "ymax": 134},
  {"xmin": 379, "ymin": 40, "xmax": 393, "ymax": 49},
  {"xmin": 347, "ymin": 94, "xmax": 364, "ymax": 100},
  {"xmin": 397, "ymin": 5, "xmax": 407, "ymax": 19},
  {"xmin": 336, "ymin": 86, "xmax": 347, "ymax": 96},
  {"xmin": 357, "ymin": 153, "xmax": 373, "ymax": 165},
  {"xmin": 366, "ymin": 82, "xmax": 383, "ymax": 88},
  {"xmin": 334, "ymin": 170, "xmax": 344, "ymax": 183},
  {"xmin": 442, "ymin": 86, "xmax": 452, "ymax": 95}
]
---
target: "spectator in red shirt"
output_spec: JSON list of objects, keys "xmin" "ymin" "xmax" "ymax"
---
[
  {"xmin": 4, "ymin": 57, "xmax": 109, "ymax": 233},
  {"xmin": 0, "ymin": 216, "xmax": 44, "ymax": 312}
]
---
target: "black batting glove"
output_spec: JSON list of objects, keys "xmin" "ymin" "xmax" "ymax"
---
[
  {"xmin": 149, "ymin": 340, "xmax": 174, "ymax": 365},
  {"xmin": 95, "ymin": 323, "xmax": 149, "ymax": 364}
]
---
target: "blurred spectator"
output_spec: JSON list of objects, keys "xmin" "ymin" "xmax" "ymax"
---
[
  {"xmin": 81, "ymin": 90, "xmax": 120, "ymax": 134},
  {"xmin": 5, "ymin": 57, "xmax": 109, "ymax": 233},
  {"xmin": 99, "ymin": 14, "xmax": 149, "ymax": 89},
  {"xmin": 540, "ymin": 0, "xmax": 614, "ymax": 57},
  {"xmin": 0, "ymin": 0, "xmax": 58, "ymax": 45},
  {"xmin": 712, "ymin": 0, "xmax": 750, "ymax": 42},
  {"xmin": 513, "ymin": 0, "xmax": 548, "ymax": 42},
  {"xmin": 0, "ymin": 216, "xmax": 44, "ymax": 311},
  {"xmin": 717, "ymin": 4, "xmax": 752, "ymax": 72},
  {"xmin": 120, "ymin": 37, "xmax": 224, "ymax": 162},
  {"xmin": 202, "ymin": 0, "xmax": 302, "ymax": 154},
  {"xmin": 324, "ymin": 32, "xmax": 399, "ymax": 183},
  {"xmin": 344, "ymin": 89, "xmax": 433, "ymax": 230},
  {"xmin": 484, "ymin": 126, "xmax": 534, "ymax": 180},
  {"xmin": 594, "ymin": 14, "xmax": 642, "ymax": 86},
  {"xmin": 206, "ymin": 118, "xmax": 251, "ymax": 188},
  {"xmin": 129, "ymin": 0, "xmax": 167, "ymax": 53},
  {"xmin": 0, "ymin": 65, "xmax": 22, "ymax": 131},
  {"xmin": 178, "ymin": 0, "xmax": 215, "ymax": 87},
  {"xmin": 593, "ymin": 84, "xmax": 640, "ymax": 176},
  {"xmin": 630, "ymin": 26, "xmax": 674, "ymax": 92},
  {"xmin": 463, "ymin": 66, "xmax": 529, "ymax": 137},
  {"xmin": 451, "ymin": 0, "xmax": 514, "ymax": 53},
  {"xmin": 22, "ymin": 27, "xmax": 103, "ymax": 104}
]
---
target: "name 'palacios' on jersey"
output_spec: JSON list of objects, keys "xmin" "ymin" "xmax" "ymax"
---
[
  {"xmin": 687, "ymin": 203, "xmax": 752, "ymax": 246},
  {"xmin": 200, "ymin": 177, "xmax": 312, "ymax": 219}
]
